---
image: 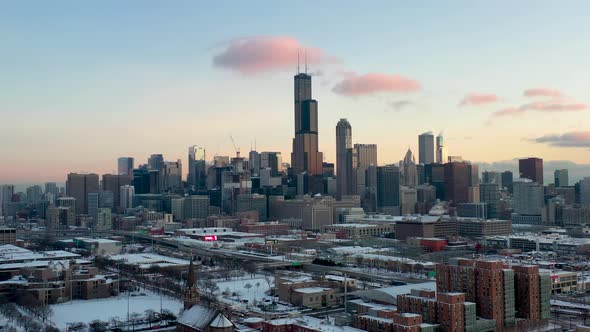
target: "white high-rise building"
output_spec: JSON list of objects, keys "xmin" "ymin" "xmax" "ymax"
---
[
  {"xmin": 96, "ymin": 208, "xmax": 112, "ymax": 231},
  {"xmin": 436, "ymin": 132, "xmax": 447, "ymax": 164},
  {"xmin": 120, "ymin": 185, "xmax": 135, "ymax": 210},
  {"xmin": 418, "ymin": 132, "xmax": 435, "ymax": 165},
  {"xmin": 353, "ymin": 143, "xmax": 378, "ymax": 196},
  {"xmin": 401, "ymin": 148, "xmax": 418, "ymax": 187},
  {"xmin": 188, "ymin": 146, "xmax": 206, "ymax": 189}
]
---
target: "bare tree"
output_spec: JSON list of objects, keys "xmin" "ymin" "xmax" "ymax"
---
[
  {"xmin": 89, "ymin": 320, "xmax": 108, "ymax": 332},
  {"xmin": 255, "ymin": 282, "xmax": 261, "ymax": 301},
  {"xmin": 242, "ymin": 261, "xmax": 258, "ymax": 277}
]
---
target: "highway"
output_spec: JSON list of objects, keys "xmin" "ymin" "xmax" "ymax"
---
[{"xmin": 19, "ymin": 229, "xmax": 430, "ymax": 285}]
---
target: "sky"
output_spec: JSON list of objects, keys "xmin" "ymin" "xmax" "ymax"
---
[{"xmin": 1, "ymin": 1, "xmax": 590, "ymax": 184}]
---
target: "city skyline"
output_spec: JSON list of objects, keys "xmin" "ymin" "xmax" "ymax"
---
[{"xmin": 2, "ymin": 1, "xmax": 590, "ymax": 183}]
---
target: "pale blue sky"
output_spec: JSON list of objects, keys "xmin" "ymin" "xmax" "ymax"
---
[{"xmin": 1, "ymin": 1, "xmax": 590, "ymax": 182}]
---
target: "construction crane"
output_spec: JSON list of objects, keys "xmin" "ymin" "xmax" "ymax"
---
[{"xmin": 229, "ymin": 135, "xmax": 240, "ymax": 158}]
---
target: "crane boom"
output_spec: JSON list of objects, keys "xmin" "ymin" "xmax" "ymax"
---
[{"xmin": 229, "ymin": 135, "xmax": 240, "ymax": 158}]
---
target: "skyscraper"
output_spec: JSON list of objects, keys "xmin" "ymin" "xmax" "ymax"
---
[
  {"xmin": 482, "ymin": 171, "xmax": 502, "ymax": 185},
  {"xmin": 260, "ymin": 152, "xmax": 283, "ymax": 177},
  {"xmin": 579, "ymin": 178, "xmax": 590, "ymax": 206},
  {"xmin": 249, "ymin": 150, "xmax": 261, "ymax": 176},
  {"xmin": 44, "ymin": 182, "xmax": 59, "ymax": 195},
  {"xmin": 26, "ymin": 185, "xmax": 42, "ymax": 204},
  {"xmin": 512, "ymin": 179, "xmax": 544, "ymax": 224},
  {"xmin": 436, "ymin": 132, "xmax": 447, "ymax": 164},
  {"xmin": 291, "ymin": 72, "xmax": 323, "ymax": 175},
  {"xmin": 554, "ymin": 169, "xmax": 568, "ymax": 188},
  {"xmin": 502, "ymin": 171, "xmax": 514, "ymax": 193},
  {"xmin": 354, "ymin": 143, "xmax": 378, "ymax": 196},
  {"xmin": 444, "ymin": 162, "xmax": 469, "ymax": 204},
  {"xmin": 0, "ymin": 185, "xmax": 14, "ymax": 217},
  {"xmin": 183, "ymin": 195, "xmax": 210, "ymax": 219},
  {"xmin": 519, "ymin": 157, "xmax": 543, "ymax": 185},
  {"xmin": 188, "ymin": 146, "xmax": 207, "ymax": 189},
  {"xmin": 147, "ymin": 154, "xmax": 165, "ymax": 171},
  {"xmin": 66, "ymin": 173, "xmax": 99, "ymax": 214},
  {"xmin": 117, "ymin": 157, "xmax": 134, "ymax": 176},
  {"xmin": 376, "ymin": 165, "xmax": 401, "ymax": 214},
  {"xmin": 401, "ymin": 148, "xmax": 418, "ymax": 187},
  {"xmin": 336, "ymin": 119, "xmax": 353, "ymax": 198},
  {"xmin": 480, "ymin": 183, "xmax": 501, "ymax": 219},
  {"xmin": 102, "ymin": 174, "xmax": 132, "ymax": 211},
  {"xmin": 418, "ymin": 132, "xmax": 435, "ymax": 165},
  {"xmin": 120, "ymin": 185, "xmax": 135, "ymax": 210},
  {"xmin": 163, "ymin": 159, "xmax": 183, "ymax": 191}
]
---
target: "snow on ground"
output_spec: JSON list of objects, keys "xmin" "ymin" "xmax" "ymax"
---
[
  {"xmin": 215, "ymin": 274, "xmax": 273, "ymax": 304},
  {"xmin": 50, "ymin": 290, "xmax": 183, "ymax": 330},
  {"xmin": 0, "ymin": 312, "xmax": 23, "ymax": 331}
]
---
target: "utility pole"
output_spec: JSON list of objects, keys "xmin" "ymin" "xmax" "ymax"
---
[{"xmin": 344, "ymin": 273, "xmax": 348, "ymax": 315}]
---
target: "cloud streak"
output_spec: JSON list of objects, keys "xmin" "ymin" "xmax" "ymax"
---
[
  {"xmin": 531, "ymin": 131, "xmax": 590, "ymax": 147},
  {"xmin": 460, "ymin": 93, "xmax": 499, "ymax": 106},
  {"xmin": 524, "ymin": 88, "xmax": 563, "ymax": 98},
  {"xmin": 492, "ymin": 100, "xmax": 588, "ymax": 117},
  {"xmin": 389, "ymin": 100, "xmax": 413, "ymax": 111},
  {"xmin": 332, "ymin": 73, "xmax": 420, "ymax": 96},
  {"xmin": 492, "ymin": 107, "xmax": 526, "ymax": 117},
  {"xmin": 212, "ymin": 36, "xmax": 336, "ymax": 75}
]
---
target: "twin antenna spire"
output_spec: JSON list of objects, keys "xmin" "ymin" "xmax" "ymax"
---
[{"xmin": 297, "ymin": 49, "xmax": 308, "ymax": 74}]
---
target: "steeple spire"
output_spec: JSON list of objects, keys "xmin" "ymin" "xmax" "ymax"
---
[
  {"xmin": 183, "ymin": 257, "xmax": 200, "ymax": 309},
  {"xmin": 187, "ymin": 257, "xmax": 195, "ymax": 287}
]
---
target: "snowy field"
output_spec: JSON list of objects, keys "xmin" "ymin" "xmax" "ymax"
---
[
  {"xmin": 50, "ymin": 290, "xmax": 183, "ymax": 330},
  {"xmin": 215, "ymin": 274, "xmax": 273, "ymax": 305}
]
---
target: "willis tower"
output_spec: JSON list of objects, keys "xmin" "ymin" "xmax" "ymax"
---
[{"xmin": 291, "ymin": 63, "xmax": 323, "ymax": 176}]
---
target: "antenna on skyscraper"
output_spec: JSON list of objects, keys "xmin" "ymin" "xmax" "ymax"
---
[
  {"xmin": 297, "ymin": 50, "xmax": 300, "ymax": 74},
  {"xmin": 304, "ymin": 49, "xmax": 308, "ymax": 74}
]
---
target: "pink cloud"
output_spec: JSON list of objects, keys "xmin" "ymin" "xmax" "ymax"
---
[
  {"xmin": 524, "ymin": 101, "xmax": 588, "ymax": 112},
  {"xmin": 460, "ymin": 93, "xmax": 499, "ymax": 106},
  {"xmin": 492, "ymin": 107, "xmax": 526, "ymax": 117},
  {"xmin": 213, "ymin": 36, "xmax": 336, "ymax": 75},
  {"xmin": 332, "ymin": 73, "xmax": 420, "ymax": 96},
  {"xmin": 523, "ymin": 88, "xmax": 563, "ymax": 98},
  {"xmin": 492, "ymin": 100, "xmax": 587, "ymax": 118}
]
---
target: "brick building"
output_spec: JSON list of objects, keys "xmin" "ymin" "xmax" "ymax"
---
[{"xmin": 239, "ymin": 220, "xmax": 290, "ymax": 236}]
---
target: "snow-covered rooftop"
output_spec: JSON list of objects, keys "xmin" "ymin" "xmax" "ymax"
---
[
  {"xmin": 351, "ymin": 253, "xmax": 435, "ymax": 266},
  {"xmin": 267, "ymin": 316, "xmax": 364, "ymax": 332},
  {"xmin": 109, "ymin": 253, "xmax": 189, "ymax": 268},
  {"xmin": 294, "ymin": 287, "xmax": 332, "ymax": 294},
  {"xmin": 0, "ymin": 245, "xmax": 80, "ymax": 264}
]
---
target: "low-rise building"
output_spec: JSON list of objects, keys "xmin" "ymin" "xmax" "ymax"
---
[
  {"xmin": 545, "ymin": 270, "xmax": 578, "ymax": 294},
  {"xmin": 238, "ymin": 221, "xmax": 290, "ymax": 236},
  {"xmin": 0, "ymin": 228, "xmax": 16, "ymax": 245},
  {"xmin": 457, "ymin": 218, "xmax": 512, "ymax": 237},
  {"xmin": 292, "ymin": 287, "xmax": 339, "ymax": 308},
  {"xmin": 263, "ymin": 316, "xmax": 364, "ymax": 332},
  {"xmin": 73, "ymin": 238, "xmax": 122, "ymax": 256},
  {"xmin": 486, "ymin": 233, "xmax": 590, "ymax": 256},
  {"xmin": 0, "ymin": 258, "xmax": 118, "ymax": 303},
  {"xmin": 322, "ymin": 223, "xmax": 395, "ymax": 238}
]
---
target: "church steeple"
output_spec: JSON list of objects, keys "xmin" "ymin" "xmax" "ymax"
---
[{"xmin": 183, "ymin": 257, "xmax": 200, "ymax": 309}]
